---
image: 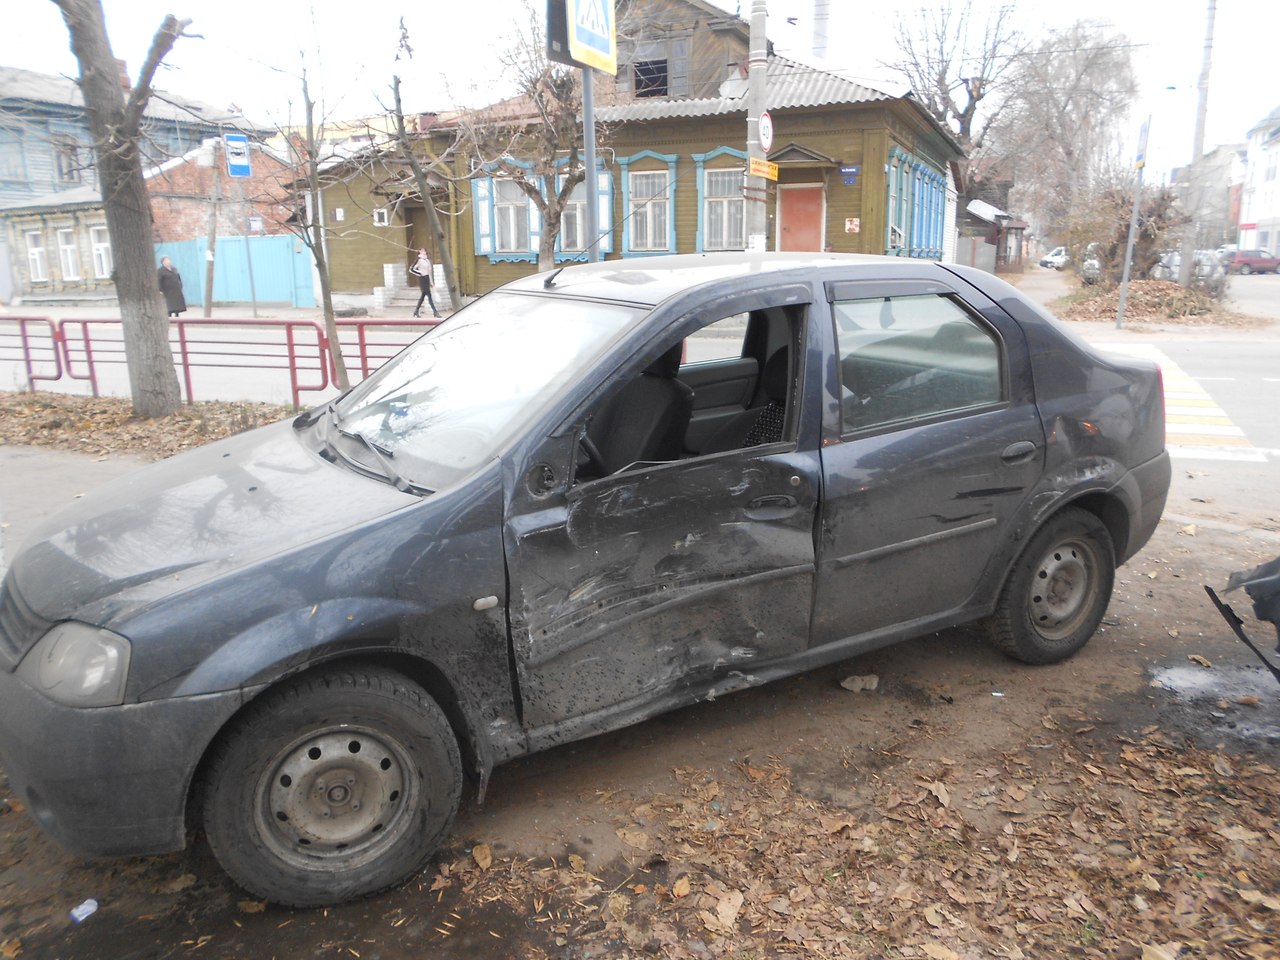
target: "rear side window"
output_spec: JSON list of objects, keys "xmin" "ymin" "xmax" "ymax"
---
[{"xmin": 834, "ymin": 294, "xmax": 1002, "ymax": 433}]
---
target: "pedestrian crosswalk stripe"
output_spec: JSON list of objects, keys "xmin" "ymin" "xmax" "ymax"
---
[{"xmin": 1091, "ymin": 343, "xmax": 1266, "ymax": 462}]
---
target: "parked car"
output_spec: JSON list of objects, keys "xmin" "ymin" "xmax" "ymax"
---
[
  {"xmin": 1039, "ymin": 246, "xmax": 1069, "ymax": 269},
  {"xmin": 1151, "ymin": 250, "xmax": 1228, "ymax": 295},
  {"xmin": 0, "ymin": 253, "xmax": 1172, "ymax": 907},
  {"xmin": 1226, "ymin": 249, "xmax": 1280, "ymax": 274}
]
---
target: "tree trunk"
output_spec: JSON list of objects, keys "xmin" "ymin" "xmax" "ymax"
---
[
  {"xmin": 302, "ymin": 74, "xmax": 349, "ymax": 391},
  {"xmin": 391, "ymin": 77, "xmax": 463, "ymax": 310},
  {"xmin": 54, "ymin": 0, "xmax": 182, "ymax": 417}
]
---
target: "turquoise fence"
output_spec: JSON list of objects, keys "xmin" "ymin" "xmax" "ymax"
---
[{"xmin": 154, "ymin": 235, "xmax": 315, "ymax": 308}]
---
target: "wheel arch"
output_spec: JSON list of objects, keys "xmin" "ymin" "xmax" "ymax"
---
[{"xmin": 185, "ymin": 651, "xmax": 492, "ymax": 837}]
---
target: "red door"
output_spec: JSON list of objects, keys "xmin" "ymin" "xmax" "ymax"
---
[{"xmin": 777, "ymin": 185, "xmax": 825, "ymax": 251}]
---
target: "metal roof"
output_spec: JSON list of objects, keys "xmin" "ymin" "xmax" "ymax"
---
[
  {"xmin": 597, "ymin": 55, "xmax": 896, "ymax": 124},
  {"xmin": 0, "ymin": 65, "xmax": 260, "ymax": 130}
]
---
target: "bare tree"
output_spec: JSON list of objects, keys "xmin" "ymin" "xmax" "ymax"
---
[
  {"xmin": 383, "ymin": 21, "xmax": 462, "ymax": 308},
  {"xmin": 886, "ymin": 0, "xmax": 1024, "ymax": 158},
  {"xmin": 988, "ymin": 22, "xmax": 1137, "ymax": 240},
  {"xmin": 54, "ymin": 0, "xmax": 184, "ymax": 417},
  {"xmin": 452, "ymin": 2, "xmax": 592, "ymax": 271}
]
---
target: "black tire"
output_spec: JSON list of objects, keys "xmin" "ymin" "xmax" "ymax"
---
[
  {"xmin": 989, "ymin": 508, "xmax": 1115, "ymax": 665},
  {"xmin": 202, "ymin": 668, "xmax": 461, "ymax": 907},
  {"xmin": 1239, "ymin": 264, "xmax": 1253, "ymax": 275}
]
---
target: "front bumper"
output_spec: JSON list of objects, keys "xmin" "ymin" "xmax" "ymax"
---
[{"xmin": 0, "ymin": 666, "xmax": 261, "ymax": 858}]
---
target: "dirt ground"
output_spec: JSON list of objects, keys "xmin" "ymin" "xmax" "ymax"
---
[{"xmin": 1, "ymin": 399, "xmax": 1279, "ymax": 959}]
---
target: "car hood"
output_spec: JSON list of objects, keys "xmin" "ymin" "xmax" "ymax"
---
[{"xmin": 10, "ymin": 418, "xmax": 417, "ymax": 626}]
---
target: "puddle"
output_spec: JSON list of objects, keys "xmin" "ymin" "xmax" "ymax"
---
[{"xmin": 1149, "ymin": 663, "xmax": 1280, "ymax": 747}]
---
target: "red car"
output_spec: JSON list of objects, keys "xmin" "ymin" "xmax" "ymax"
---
[{"xmin": 1227, "ymin": 249, "xmax": 1280, "ymax": 274}]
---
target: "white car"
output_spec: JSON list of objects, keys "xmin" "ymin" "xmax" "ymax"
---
[{"xmin": 1039, "ymin": 246, "xmax": 1069, "ymax": 269}]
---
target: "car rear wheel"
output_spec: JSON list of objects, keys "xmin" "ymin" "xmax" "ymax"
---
[
  {"xmin": 202, "ymin": 667, "xmax": 461, "ymax": 907},
  {"xmin": 989, "ymin": 508, "xmax": 1115, "ymax": 665},
  {"xmin": 1239, "ymin": 264, "xmax": 1253, "ymax": 275}
]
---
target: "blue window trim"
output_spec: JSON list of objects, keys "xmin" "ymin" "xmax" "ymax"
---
[
  {"xmin": 552, "ymin": 157, "xmax": 614, "ymax": 261},
  {"xmin": 692, "ymin": 146, "xmax": 746, "ymax": 252},
  {"xmin": 885, "ymin": 147, "xmax": 944, "ymax": 261},
  {"xmin": 473, "ymin": 158, "xmax": 541, "ymax": 264},
  {"xmin": 619, "ymin": 149, "xmax": 677, "ymax": 256}
]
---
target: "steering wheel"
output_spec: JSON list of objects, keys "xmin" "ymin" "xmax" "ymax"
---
[{"xmin": 580, "ymin": 433, "xmax": 608, "ymax": 476}]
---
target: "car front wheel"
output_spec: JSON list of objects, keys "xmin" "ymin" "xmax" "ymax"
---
[
  {"xmin": 202, "ymin": 668, "xmax": 462, "ymax": 907},
  {"xmin": 1239, "ymin": 264, "xmax": 1253, "ymax": 275},
  {"xmin": 989, "ymin": 508, "xmax": 1115, "ymax": 665}
]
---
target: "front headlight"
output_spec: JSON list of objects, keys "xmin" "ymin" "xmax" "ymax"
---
[{"xmin": 16, "ymin": 622, "xmax": 130, "ymax": 708}]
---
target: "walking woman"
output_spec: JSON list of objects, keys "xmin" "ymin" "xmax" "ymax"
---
[{"xmin": 410, "ymin": 248, "xmax": 441, "ymax": 318}]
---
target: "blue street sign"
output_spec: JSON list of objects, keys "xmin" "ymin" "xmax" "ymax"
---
[{"xmin": 225, "ymin": 133, "xmax": 251, "ymax": 178}]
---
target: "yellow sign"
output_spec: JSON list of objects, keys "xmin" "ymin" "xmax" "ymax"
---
[
  {"xmin": 566, "ymin": 0, "xmax": 617, "ymax": 75},
  {"xmin": 748, "ymin": 157, "xmax": 778, "ymax": 181}
]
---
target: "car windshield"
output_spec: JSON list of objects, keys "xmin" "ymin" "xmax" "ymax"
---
[{"xmin": 332, "ymin": 291, "xmax": 645, "ymax": 490}]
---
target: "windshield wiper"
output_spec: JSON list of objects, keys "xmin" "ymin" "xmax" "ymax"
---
[{"xmin": 337, "ymin": 427, "xmax": 433, "ymax": 496}]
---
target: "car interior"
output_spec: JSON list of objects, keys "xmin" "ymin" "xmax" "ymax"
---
[{"xmin": 577, "ymin": 304, "xmax": 803, "ymax": 481}]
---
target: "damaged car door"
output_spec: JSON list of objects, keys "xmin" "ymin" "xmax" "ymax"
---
[{"xmin": 503, "ymin": 293, "xmax": 820, "ymax": 732}]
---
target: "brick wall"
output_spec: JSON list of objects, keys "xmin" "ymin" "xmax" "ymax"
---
[{"xmin": 148, "ymin": 148, "xmax": 295, "ymax": 243}]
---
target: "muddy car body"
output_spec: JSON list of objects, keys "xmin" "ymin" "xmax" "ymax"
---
[{"xmin": 0, "ymin": 253, "xmax": 1171, "ymax": 905}]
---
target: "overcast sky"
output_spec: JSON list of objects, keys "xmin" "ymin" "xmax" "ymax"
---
[{"xmin": 2, "ymin": 0, "xmax": 1270, "ymax": 183}]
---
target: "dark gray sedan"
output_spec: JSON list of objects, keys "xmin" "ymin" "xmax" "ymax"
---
[{"xmin": 0, "ymin": 253, "xmax": 1170, "ymax": 906}]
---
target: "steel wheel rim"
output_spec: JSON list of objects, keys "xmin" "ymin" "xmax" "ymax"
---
[
  {"xmin": 1027, "ymin": 536, "xmax": 1100, "ymax": 642},
  {"xmin": 255, "ymin": 725, "xmax": 418, "ymax": 867}
]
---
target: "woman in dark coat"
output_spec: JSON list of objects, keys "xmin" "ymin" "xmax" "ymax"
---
[{"xmin": 158, "ymin": 257, "xmax": 186, "ymax": 317}]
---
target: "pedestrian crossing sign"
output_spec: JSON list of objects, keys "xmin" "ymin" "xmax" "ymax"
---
[{"xmin": 566, "ymin": 0, "xmax": 616, "ymax": 75}]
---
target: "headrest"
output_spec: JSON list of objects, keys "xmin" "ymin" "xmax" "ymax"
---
[
  {"xmin": 762, "ymin": 349, "xmax": 790, "ymax": 401},
  {"xmin": 644, "ymin": 342, "xmax": 684, "ymax": 378}
]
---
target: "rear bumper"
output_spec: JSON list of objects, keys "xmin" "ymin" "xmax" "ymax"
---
[
  {"xmin": 1120, "ymin": 450, "xmax": 1171, "ymax": 564},
  {"xmin": 0, "ymin": 666, "xmax": 257, "ymax": 858}
]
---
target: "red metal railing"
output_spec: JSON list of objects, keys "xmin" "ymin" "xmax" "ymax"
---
[
  {"xmin": 0, "ymin": 315, "xmax": 448, "ymax": 407},
  {"xmin": 0, "ymin": 316, "xmax": 63, "ymax": 390},
  {"xmin": 58, "ymin": 317, "xmax": 330, "ymax": 408},
  {"xmin": 332, "ymin": 318, "xmax": 441, "ymax": 380}
]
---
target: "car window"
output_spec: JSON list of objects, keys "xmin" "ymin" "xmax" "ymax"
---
[
  {"xmin": 835, "ymin": 294, "xmax": 1002, "ymax": 434},
  {"xmin": 684, "ymin": 313, "xmax": 748, "ymax": 363}
]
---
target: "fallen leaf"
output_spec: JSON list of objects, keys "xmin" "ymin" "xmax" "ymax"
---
[
  {"xmin": 1217, "ymin": 825, "xmax": 1264, "ymax": 842},
  {"xmin": 1188, "ymin": 654, "xmax": 1212, "ymax": 668},
  {"xmin": 1238, "ymin": 889, "xmax": 1280, "ymax": 911},
  {"xmin": 839, "ymin": 674, "xmax": 879, "ymax": 693},
  {"xmin": 616, "ymin": 828, "xmax": 650, "ymax": 851},
  {"xmin": 157, "ymin": 873, "xmax": 197, "ymax": 894},
  {"xmin": 922, "ymin": 943, "xmax": 960, "ymax": 960},
  {"xmin": 1237, "ymin": 696, "xmax": 1260, "ymax": 706},
  {"xmin": 472, "ymin": 843, "xmax": 492, "ymax": 870},
  {"xmin": 237, "ymin": 900, "xmax": 266, "ymax": 914},
  {"xmin": 568, "ymin": 853, "xmax": 587, "ymax": 873},
  {"xmin": 1180, "ymin": 524, "xmax": 1197, "ymax": 536},
  {"xmin": 926, "ymin": 781, "xmax": 950, "ymax": 808},
  {"xmin": 1141, "ymin": 946, "xmax": 1177, "ymax": 960},
  {"xmin": 1, "ymin": 938, "xmax": 21, "ymax": 959},
  {"xmin": 715, "ymin": 890, "xmax": 744, "ymax": 928},
  {"xmin": 672, "ymin": 876, "xmax": 691, "ymax": 899}
]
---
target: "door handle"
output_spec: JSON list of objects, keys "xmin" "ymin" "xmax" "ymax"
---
[
  {"xmin": 747, "ymin": 494, "xmax": 798, "ymax": 511},
  {"xmin": 1001, "ymin": 440, "xmax": 1038, "ymax": 464}
]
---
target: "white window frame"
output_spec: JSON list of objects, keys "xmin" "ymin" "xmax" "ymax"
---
[
  {"xmin": 703, "ymin": 168, "xmax": 745, "ymax": 251},
  {"xmin": 372, "ymin": 207, "xmax": 390, "ymax": 227},
  {"xmin": 25, "ymin": 231, "xmax": 48, "ymax": 282},
  {"xmin": 629, "ymin": 171, "xmax": 670, "ymax": 252},
  {"xmin": 90, "ymin": 226, "xmax": 113, "ymax": 279},
  {"xmin": 558, "ymin": 176, "xmax": 587, "ymax": 252},
  {"xmin": 493, "ymin": 179, "xmax": 531, "ymax": 253},
  {"xmin": 57, "ymin": 228, "xmax": 80, "ymax": 280},
  {"xmin": 55, "ymin": 140, "xmax": 81, "ymax": 184}
]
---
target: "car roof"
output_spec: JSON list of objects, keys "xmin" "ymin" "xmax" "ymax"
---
[{"xmin": 497, "ymin": 252, "xmax": 944, "ymax": 306}]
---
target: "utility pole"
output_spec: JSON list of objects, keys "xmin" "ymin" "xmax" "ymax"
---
[
  {"xmin": 583, "ymin": 68, "xmax": 600, "ymax": 263},
  {"xmin": 1177, "ymin": 0, "xmax": 1215, "ymax": 287},
  {"xmin": 203, "ymin": 138, "xmax": 221, "ymax": 318},
  {"xmin": 1117, "ymin": 117, "xmax": 1151, "ymax": 329},
  {"xmin": 744, "ymin": 0, "xmax": 768, "ymax": 251}
]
